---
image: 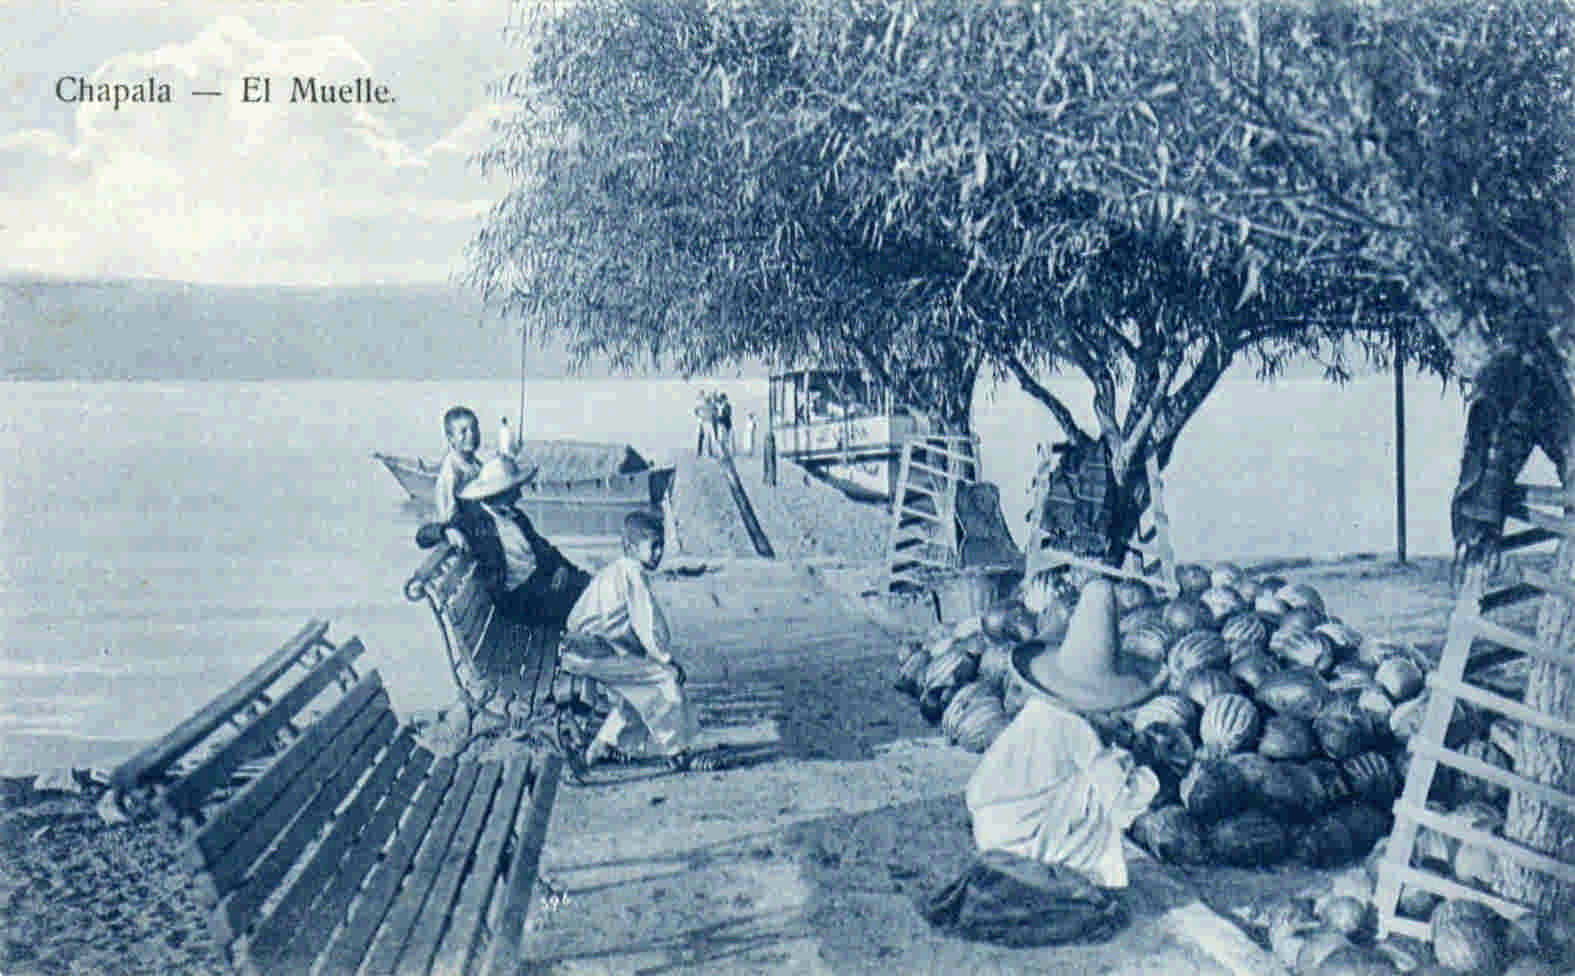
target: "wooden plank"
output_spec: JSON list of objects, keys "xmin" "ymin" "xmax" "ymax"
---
[
  {"xmin": 1411, "ymin": 738, "xmax": 1575, "ymax": 814},
  {"xmin": 318, "ymin": 754, "xmax": 457, "ymax": 976},
  {"xmin": 1381, "ymin": 862, "xmax": 1531, "ymax": 920},
  {"xmin": 1467, "ymin": 616, "xmax": 1571, "ymax": 670},
  {"xmin": 192, "ymin": 673, "xmax": 385, "ymax": 870},
  {"xmin": 483, "ymin": 752, "xmax": 563, "ymax": 976},
  {"xmin": 111, "ymin": 620, "xmax": 331, "ymax": 791},
  {"xmin": 1373, "ymin": 598, "xmax": 1480, "ymax": 934},
  {"xmin": 430, "ymin": 760, "xmax": 532, "ymax": 976},
  {"xmin": 198, "ymin": 689, "xmax": 391, "ymax": 897},
  {"xmin": 235, "ymin": 726, "xmax": 416, "ymax": 970},
  {"xmin": 359, "ymin": 762, "xmax": 483, "ymax": 976},
  {"xmin": 398, "ymin": 762, "xmax": 506, "ymax": 975},
  {"xmin": 167, "ymin": 637, "xmax": 367, "ymax": 816},
  {"xmin": 1429, "ymin": 674, "xmax": 1575, "ymax": 742},
  {"xmin": 274, "ymin": 741, "xmax": 434, "ymax": 971},
  {"xmin": 213, "ymin": 717, "xmax": 404, "ymax": 946},
  {"xmin": 1398, "ymin": 801, "xmax": 1575, "ymax": 886},
  {"xmin": 1478, "ymin": 582, "xmax": 1544, "ymax": 614}
]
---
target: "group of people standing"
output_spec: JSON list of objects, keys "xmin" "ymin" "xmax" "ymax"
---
[{"xmin": 418, "ymin": 405, "xmax": 722, "ymax": 776}]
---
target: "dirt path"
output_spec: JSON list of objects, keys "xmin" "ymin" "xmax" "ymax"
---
[{"xmin": 521, "ymin": 560, "xmax": 1263, "ymax": 974}]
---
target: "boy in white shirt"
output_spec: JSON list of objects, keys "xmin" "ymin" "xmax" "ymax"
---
[
  {"xmin": 561, "ymin": 510, "xmax": 722, "ymax": 773},
  {"xmin": 434, "ymin": 406, "xmax": 483, "ymax": 524}
]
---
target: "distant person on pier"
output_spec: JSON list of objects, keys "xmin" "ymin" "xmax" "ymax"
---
[
  {"xmin": 434, "ymin": 406, "xmax": 483, "ymax": 524},
  {"xmin": 695, "ymin": 391, "xmax": 718, "ymax": 457},
  {"xmin": 716, "ymin": 393, "xmax": 734, "ymax": 456},
  {"xmin": 420, "ymin": 455, "xmax": 590, "ymax": 628},
  {"xmin": 559, "ymin": 510, "xmax": 724, "ymax": 775}
]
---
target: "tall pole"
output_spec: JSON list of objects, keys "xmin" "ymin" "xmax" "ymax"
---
[
  {"xmin": 1395, "ymin": 323, "xmax": 1408, "ymax": 564},
  {"xmin": 518, "ymin": 324, "xmax": 528, "ymax": 453}
]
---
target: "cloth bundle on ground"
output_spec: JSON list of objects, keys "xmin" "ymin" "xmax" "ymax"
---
[
  {"xmin": 920, "ymin": 849, "xmax": 1128, "ymax": 947},
  {"xmin": 965, "ymin": 697, "xmax": 1158, "ymax": 889}
]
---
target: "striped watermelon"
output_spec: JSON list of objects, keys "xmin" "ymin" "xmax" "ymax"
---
[
  {"xmin": 1200, "ymin": 586, "xmax": 1246, "ymax": 622},
  {"xmin": 1200, "ymin": 694, "xmax": 1261, "ymax": 755},
  {"xmin": 956, "ymin": 696, "xmax": 1010, "ymax": 753},
  {"xmin": 942, "ymin": 681, "xmax": 998, "ymax": 743},
  {"xmin": 1273, "ymin": 629, "xmax": 1336, "ymax": 673},
  {"xmin": 1179, "ymin": 668, "xmax": 1240, "ymax": 707},
  {"xmin": 1277, "ymin": 583, "xmax": 1326, "ymax": 615},
  {"xmin": 1123, "ymin": 621, "xmax": 1173, "ymax": 664},
  {"xmin": 1222, "ymin": 613, "xmax": 1271, "ymax": 659},
  {"xmin": 1230, "ymin": 651, "xmax": 1281, "ymax": 691},
  {"xmin": 1131, "ymin": 693, "xmax": 1199, "ymax": 734},
  {"xmin": 1169, "ymin": 630, "xmax": 1229, "ymax": 674}
]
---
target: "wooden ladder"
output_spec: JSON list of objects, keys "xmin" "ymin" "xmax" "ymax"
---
[
  {"xmin": 1024, "ymin": 453, "xmax": 1177, "ymax": 591},
  {"xmin": 1374, "ymin": 482, "xmax": 1575, "ymax": 941},
  {"xmin": 884, "ymin": 435, "xmax": 980, "ymax": 592}
]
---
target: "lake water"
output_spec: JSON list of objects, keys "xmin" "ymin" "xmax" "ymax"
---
[{"xmin": 1, "ymin": 374, "xmax": 1550, "ymax": 773}]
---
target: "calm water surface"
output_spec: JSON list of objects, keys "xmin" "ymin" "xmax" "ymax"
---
[{"xmin": 1, "ymin": 374, "xmax": 1544, "ymax": 773}]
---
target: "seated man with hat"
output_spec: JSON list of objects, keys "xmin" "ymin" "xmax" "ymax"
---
[{"xmin": 420, "ymin": 454, "xmax": 591, "ymax": 629}]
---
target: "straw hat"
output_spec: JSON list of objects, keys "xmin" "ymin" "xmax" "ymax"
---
[
  {"xmin": 458, "ymin": 455, "xmax": 538, "ymax": 501},
  {"xmin": 1011, "ymin": 578, "xmax": 1161, "ymax": 712}
]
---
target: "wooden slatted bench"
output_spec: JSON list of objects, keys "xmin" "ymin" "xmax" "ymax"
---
[
  {"xmin": 406, "ymin": 544, "xmax": 613, "ymax": 745},
  {"xmin": 178, "ymin": 634, "xmax": 564, "ymax": 975},
  {"xmin": 109, "ymin": 619, "xmax": 363, "ymax": 821}
]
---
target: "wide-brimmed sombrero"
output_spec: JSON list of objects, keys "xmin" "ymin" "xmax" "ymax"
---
[
  {"xmin": 458, "ymin": 455, "xmax": 539, "ymax": 501},
  {"xmin": 1011, "ymin": 578, "xmax": 1162, "ymax": 712}
]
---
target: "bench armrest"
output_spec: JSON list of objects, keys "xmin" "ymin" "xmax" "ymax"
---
[{"xmin": 406, "ymin": 543, "xmax": 459, "ymax": 602}]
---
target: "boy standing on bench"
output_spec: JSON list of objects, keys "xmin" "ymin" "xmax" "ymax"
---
[{"xmin": 561, "ymin": 510, "xmax": 722, "ymax": 774}]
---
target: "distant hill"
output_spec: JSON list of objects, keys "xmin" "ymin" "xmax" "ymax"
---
[
  {"xmin": 0, "ymin": 276, "xmax": 664, "ymax": 381},
  {"xmin": 2, "ymin": 274, "xmax": 1377, "ymax": 383}
]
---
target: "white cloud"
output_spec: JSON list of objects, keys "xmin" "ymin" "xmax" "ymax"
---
[{"xmin": 0, "ymin": 15, "xmax": 511, "ymax": 285}]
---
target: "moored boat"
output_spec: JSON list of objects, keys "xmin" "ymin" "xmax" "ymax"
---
[
  {"xmin": 769, "ymin": 368, "xmax": 933, "ymax": 501},
  {"xmin": 375, "ymin": 439, "xmax": 672, "ymax": 538}
]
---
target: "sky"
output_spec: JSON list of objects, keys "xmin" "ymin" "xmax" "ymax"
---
[{"xmin": 2, "ymin": 0, "xmax": 535, "ymax": 285}]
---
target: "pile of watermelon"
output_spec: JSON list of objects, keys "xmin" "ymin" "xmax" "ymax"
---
[{"xmin": 895, "ymin": 562, "xmax": 1438, "ymax": 870}]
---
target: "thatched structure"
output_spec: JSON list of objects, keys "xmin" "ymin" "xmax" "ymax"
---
[{"xmin": 516, "ymin": 440, "xmax": 649, "ymax": 484}]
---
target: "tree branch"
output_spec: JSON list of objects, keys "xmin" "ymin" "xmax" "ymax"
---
[{"xmin": 1005, "ymin": 354, "xmax": 1087, "ymax": 442}]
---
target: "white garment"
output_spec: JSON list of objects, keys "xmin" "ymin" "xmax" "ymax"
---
[
  {"xmin": 433, "ymin": 450, "xmax": 482, "ymax": 524},
  {"xmin": 564, "ymin": 557, "xmax": 672, "ymax": 662},
  {"xmin": 484, "ymin": 501, "xmax": 538, "ymax": 591},
  {"xmin": 966, "ymin": 698, "xmax": 1159, "ymax": 888},
  {"xmin": 562, "ymin": 557, "xmax": 693, "ymax": 756}
]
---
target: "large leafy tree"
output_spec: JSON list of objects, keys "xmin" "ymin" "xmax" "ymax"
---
[
  {"xmin": 470, "ymin": 0, "xmax": 1419, "ymax": 561},
  {"xmin": 472, "ymin": 0, "xmax": 1574, "ymax": 913}
]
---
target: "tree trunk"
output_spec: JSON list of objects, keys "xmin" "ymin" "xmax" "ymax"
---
[{"xmin": 1497, "ymin": 426, "xmax": 1575, "ymax": 916}]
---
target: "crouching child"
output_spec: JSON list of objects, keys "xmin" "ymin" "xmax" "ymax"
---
[{"xmin": 560, "ymin": 510, "xmax": 723, "ymax": 775}]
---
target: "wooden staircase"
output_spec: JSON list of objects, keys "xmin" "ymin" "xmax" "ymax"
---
[
  {"xmin": 884, "ymin": 436, "xmax": 980, "ymax": 593},
  {"xmin": 1374, "ymin": 482, "xmax": 1575, "ymax": 941},
  {"xmin": 1025, "ymin": 453, "xmax": 1177, "ymax": 591}
]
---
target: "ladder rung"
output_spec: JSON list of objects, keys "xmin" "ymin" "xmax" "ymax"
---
[
  {"xmin": 898, "ymin": 507, "xmax": 945, "ymax": 524},
  {"xmin": 1378, "ymin": 916, "xmax": 1431, "ymax": 942},
  {"xmin": 1500, "ymin": 527, "xmax": 1560, "ymax": 552},
  {"xmin": 1398, "ymin": 800, "xmax": 1575, "ymax": 886},
  {"xmin": 1377, "ymin": 862, "xmax": 1531, "ymax": 922},
  {"xmin": 1520, "ymin": 570, "xmax": 1575, "ymax": 604},
  {"xmin": 1512, "ymin": 483, "xmax": 1575, "ymax": 507},
  {"xmin": 1479, "ymin": 582, "xmax": 1544, "ymax": 613},
  {"xmin": 1468, "ymin": 616, "xmax": 1570, "ymax": 669},
  {"xmin": 1429, "ymin": 674, "xmax": 1575, "ymax": 741},
  {"xmin": 1410, "ymin": 738, "xmax": 1575, "ymax": 813},
  {"xmin": 1506, "ymin": 502, "xmax": 1575, "ymax": 538}
]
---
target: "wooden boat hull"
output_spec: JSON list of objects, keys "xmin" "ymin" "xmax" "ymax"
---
[{"xmin": 374, "ymin": 452, "xmax": 672, "ymax": 538}]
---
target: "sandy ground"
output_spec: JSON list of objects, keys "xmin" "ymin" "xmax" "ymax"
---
[{"xmin": 0, "ymin": 542, "xmax": 1468, "ymax": 974}]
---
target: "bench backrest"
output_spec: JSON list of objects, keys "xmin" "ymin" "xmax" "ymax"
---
[
  {"xmin": 406, "ymin": 545, "xmax": 562, "ymax": 723},
  {"xmin": 185, "ymin": 665, "xmax": 565, "ymax": 975},
  {"xmin": 110, "ymin": 619, "xmax": 363, "ymax": 818}
]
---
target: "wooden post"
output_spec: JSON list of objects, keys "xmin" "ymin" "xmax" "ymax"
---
[{"xmin": 1395, "ymin": 323, "xmax": 1408, "ymax": 564}]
